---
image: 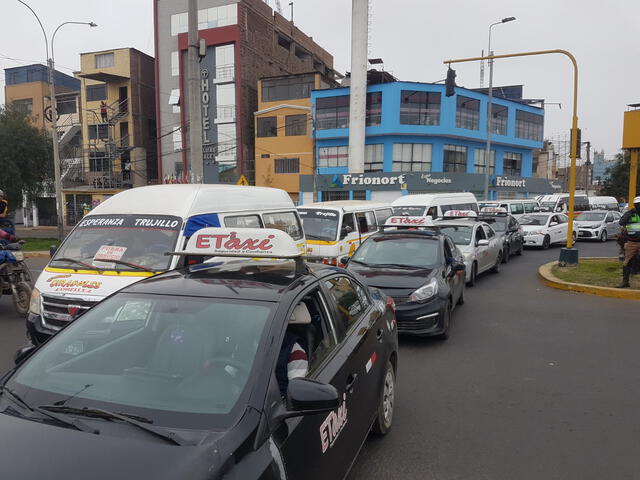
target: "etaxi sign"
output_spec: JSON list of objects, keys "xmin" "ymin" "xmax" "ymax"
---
[
  {"xmin": 480, "ymin": 207, "xmax": 508, "ymax": 214},
  {"xmin": 177, "ymin": 228, "xmax": 301, "ymax": 258},
  {"xmin": 385, "ymin": 216, "xmax": 434, "ymax": 227},
  {"xmin": 443, "ymin": 210, "xmax": 478, "ymax": 218}
]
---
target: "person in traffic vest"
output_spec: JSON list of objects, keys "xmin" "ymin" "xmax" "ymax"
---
[{"xmin": 618, "ymin": 196, "xmax": 640, "ymax": 288}]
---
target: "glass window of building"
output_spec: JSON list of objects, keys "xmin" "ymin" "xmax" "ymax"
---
[
  {"xmin": 88, "ymin": 124, "xmax": 109, "ymax": 140},
  {"xmin": 456, "ymin": 96, "xmax": 480, "ymax": 130},
  {"xmin": 86, "ymin": 84, "xmax": 107, "ymax": 102},
  {"xmin": 89, "ymin": 152, "xmax": 110, "ymax": 172},
  {"xmin": 318, "ymin": 146, "xmax": 348, "ymax": 168},
  {"xmin": 365, "ymin": 144, "xmax": 384, "ymax": 172},
  {"xmin": 216, "ymin": 83, "xmax": 236, "ymax": 120},
  {"xmin": 173, "ymin": 129, "xmax": 183, "ymax": 152},
  {"xmin": 262, "ymin": 74, "xmax": 315, "ymax": 102},
  {"xmin": 491, "ymin": 104, "xmax": 508, "ymax": 135},
  {"xmin": 322, "ymin": 191, "xmax": 349, "ymax": 201},
  {"xmin": 443, "ymin": 144, "xmax": 468, "ymax": 173},
  {"xmin": 57, "ymin": 95, "xmax": 77, "ymax": 115},
  {"xmin": 217, "ymin": 123, "xmax": 236, "ymax": 163},
  {"xmin": 171, "ymin": 51, "xmax": 180, "ymax": 77},
  {"xmin": 274, "ymin": 157, "xmax": 300, "ymax": 174},
  {"xmin": 215, "ymin": 45, "xmax": 235, "ymax": 82},
  {"xmin": 316, "ymin": 96, "xmax": 350, "ymax": 130},
  {"xmin": 171, "ymin": 5, "xmax": 237, "ymax": 36},
  {"xmin": 474, "ymin": 149, "xmax": 496, "ymax": 174},
  {"xmin": 285, "ymin": 114, "xmax": 308, "ymax": 136},
  {"xmin": 13, "ymin": 98, "xmax": 33, "ymax": 115},
  {"xmin": 352, "ymin": 191, "xmax": 367, "ymax": 200},
  {"xmin": 503, "ymin": 152, "xmax": 522, "ymax": 176},
  {"xmin": 257, "ymin": 117, "xmax": 277, "ymax": 137},
  {"xmin": 400, "ymin": 90, "xmax": 440, "ymax": 126},
  {"xmin": 95, "ymin": 53, "xmax": 114, "ymax": 69},
  {"xmin": 515, "ymin": 110, "xmax": 543, "ymax": 141},
  {"xmin": 392, "ymin": 144, "xmax": 432, "ymax": 172},
  {"xmin": 366, "ymin": 92, "xmax": 382, "ymax": 126}
]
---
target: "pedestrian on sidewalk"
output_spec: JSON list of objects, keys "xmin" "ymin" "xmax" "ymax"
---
[
  {"xmin": 618, "ymin": 196, "xmax": 640, "ymax": 288},
  {"xmin": 100, "ymin": 101, "xmax": 108, "ymax": 123}
]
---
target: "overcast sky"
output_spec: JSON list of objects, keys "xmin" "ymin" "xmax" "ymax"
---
[{"xmin": 2, "ymin": 0, "xmax": 638, "ymax": 159}]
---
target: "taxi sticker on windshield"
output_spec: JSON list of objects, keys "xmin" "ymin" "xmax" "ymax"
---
[
  {"xmin": 94, "ymin": 245, "xmax": 127, "ymax": 262},
  {"xmin": 320, "ymin": 394, "xmax": 348, "ymax": 453}
]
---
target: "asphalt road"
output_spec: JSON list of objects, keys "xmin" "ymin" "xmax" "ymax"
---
[{"xmin": 0, "ymin": 244, "xmax": 638, "ymax": 480}]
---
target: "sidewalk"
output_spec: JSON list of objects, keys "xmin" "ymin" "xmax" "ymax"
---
[{"xmin": 16, "ymin": 226, "xmax": 72, "ymax": 239}]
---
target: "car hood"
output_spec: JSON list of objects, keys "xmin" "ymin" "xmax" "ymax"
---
[
  {"xmin": 520, "ymin": 224, "xmax": 547, "ymax": 231},
  {"xmin": 575, "ymin": 220, "xmax": 603, "ymax": 227},
  {"xmin": 347, "ymin": 263, "xmax": 435, "ymax": 289},
  {"xmin": 0, "ymin": 411, "xmax": 229, "ymax": 479}
]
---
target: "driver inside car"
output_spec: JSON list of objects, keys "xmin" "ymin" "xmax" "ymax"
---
[{"xmin": 276, "ymin": 303, "xmax": 311, "ymax": 396}]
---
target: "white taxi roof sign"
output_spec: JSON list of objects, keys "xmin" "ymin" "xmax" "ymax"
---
[
  {"xmin": 443, "ymin": 210, "xmax": 478, "ymax": 218},
  {"xmin": 174, "ymin": 227, "xmax": 301, "ymax": 259},
  {"xmin": 384, "ymin": 216, "xmax": 434, "ymax": 227},
  {"xmin": 480, "ymin": 207, "xmax": 508, "ymax": 214}
]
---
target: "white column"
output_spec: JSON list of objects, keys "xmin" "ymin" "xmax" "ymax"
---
[{"xmin": 348, "ymin": 0, "xmax": 368, "ymax": 174}]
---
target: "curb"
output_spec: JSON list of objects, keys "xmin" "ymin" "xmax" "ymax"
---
[
  {"xmin": 24, "ymin": 251, "xmax": 50, "ymax": 259},
  {"xmin": 538, "ymin": 259, "xmax": 640, "ymax": 301}
]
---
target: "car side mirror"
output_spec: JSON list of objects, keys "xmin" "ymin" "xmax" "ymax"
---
[
  {"xmin": 339, "ymin": 256, "xmax": 350, "ymax": 266},
  {"xmin": 287, "ymin": 378, "xmax": 340, "ymax": 414},
  {"xmin": 49, "ymin": 245, "xmax": 58, "ymax": 257},
  {"xmin": 477, "ymin": 239, "xmax": 489, "ymax": 247},
  {"xmin": 14, "ymin": 344, "xmax": 36, "ymax": 366}
]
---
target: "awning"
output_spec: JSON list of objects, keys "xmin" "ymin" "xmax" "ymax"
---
[{"xmin": 78, "ymin": 72, "xmax": 129, "ymax": 82}]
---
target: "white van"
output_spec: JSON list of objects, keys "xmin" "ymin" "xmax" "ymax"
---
[
  {"xmin": 297, "ymin": 201, "xmax": 392, "ymax": 264},
  {"xmin": 28, "ymin": 184, "xmax": 305, "ymax": 343},
  {"xmin": 588, "ymin": 196, "xmax": 620, "ymax": 212},
  {"xmin": 392, "ymin": 193, "xmax": 478, "ymax": 218},
  {"xmin": 479, "ymin": 199, "xmax": 540, "ymax": 217},
  {"xmin": 539, "ymin": 194, "xmax": 590, "ymax": 213}
]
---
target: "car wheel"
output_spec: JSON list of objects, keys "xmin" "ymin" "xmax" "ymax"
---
[
  {"xmin": 502, "ymin": 246, "xmax": 509, "ymax": 264},
  {"xmin": 542, "ymin": 235, "xmax": 551, "ymax": 250},
  {"xmin": 12, "ymin": 282, "xmax": 32, "ymax": 316},
  {"xmin": 372, "ymin": 361, "xmax": 395, "ymax": 435},
  {"xmin": 467, "ymin": 262, "xmax": 477, "ymax": 287},
  {"xmin": 600, "ymin": 230, "xmax": 608, "ymax": 242},
  {"xmin": 437, "ymin": 300, "xmax": 452, "ymax": 340},
  {"xmin": 491, "ymin": 252, "xmax": 502, "ymax": 273}
]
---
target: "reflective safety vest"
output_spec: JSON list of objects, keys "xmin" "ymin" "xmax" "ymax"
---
[{"xmin": 627, "ymin": 213, "xmax": 640, "ymax": 234}]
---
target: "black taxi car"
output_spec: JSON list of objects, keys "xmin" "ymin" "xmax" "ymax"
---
[
  {"xmin": 344, "ymin": 216, "xmax": 466, "ymax": 338},
  {"xmin": 478, "ymin": 207, "xmax": 524, "ymax": 263},
  {"xmin": 0, "ymin": 228, "xmax": 398, "ymax": 480}
]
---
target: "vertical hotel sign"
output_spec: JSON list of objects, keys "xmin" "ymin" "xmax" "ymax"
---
[{"xmin": 200, "ymin": 46, "xmax": 218, "ymax": 162}]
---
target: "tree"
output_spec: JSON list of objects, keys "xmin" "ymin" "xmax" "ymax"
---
[
  {"xmin": 601, "ymin": 152, "xmax": 639, "ymax": 202},
  {"xmin": 0, "ymin": 104, "xmax": 53, "ymax": 210}
]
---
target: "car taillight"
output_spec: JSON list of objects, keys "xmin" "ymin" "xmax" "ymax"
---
[{"xmin": 323, "ymin": 257, "xmax": 338, "ymax": 266}]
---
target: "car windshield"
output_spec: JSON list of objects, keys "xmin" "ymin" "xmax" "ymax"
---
[
  {"xmin": 519, "ymin": 215, "xmax": 550, "ymax": 226},
  {"xmin": 433, "ymin": 225, "xmax": 473, "ymax": 246},
  {"xmin": 392, "ymin": 206, "xmax": 427, "ymax": 217},
  {"xmin": 352, "ymin": 235, "xmax": 440, "ymax": 268},
  {"xmin": 540, "ymin": 202, "xmax": 556, "ymax": 209},
  {"xmin": 298, "ymin": 208, "xmax": 339, "ymax": 242},
  {"xmin": 9, "ymin": 294, "xmax": 272, "ymax": 429},
  {"xmin": 51, "ymin": 215, "xmax": 182, "ymax": 272},
  {"xmin": 577, "ymin": 212, "xmax": 606, "ymax": 222}
]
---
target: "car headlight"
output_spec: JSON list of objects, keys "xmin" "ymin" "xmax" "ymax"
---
[
  {"xmin": 409, "ymin": 278, "xmax": 438, "ymax": 303},
  {"xmin": 29, "ymin": 288, "xmax": 42, "ymax": 315}
]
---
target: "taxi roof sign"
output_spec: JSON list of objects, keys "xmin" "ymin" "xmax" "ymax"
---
[
  {"xmin": 384, "ymin": 216, "xmax": 434, "ymax": 227},
  {"xmin": 443, "ymin": 210, "xmax": 478, "ymax": 218},
  {"xmin": 480, "ymin": 207, "xmax": 508, "ymax": 214},
  {"xmin": 175, "ymin": 227, "xmax": 301, "ymax": 259}
]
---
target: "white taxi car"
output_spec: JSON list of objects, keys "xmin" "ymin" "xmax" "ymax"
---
[
  {"xmin": 520, "ymin": 213, "xmax": 576, "ymax": 249},
  {"xmin": 433, "ymin": 211, "xmax": 503, "ymax": 286}
]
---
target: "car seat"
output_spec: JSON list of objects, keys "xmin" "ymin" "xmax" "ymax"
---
[{"xmin": 288, "ymin": 302, "xmax": 316, "ymax": 362}]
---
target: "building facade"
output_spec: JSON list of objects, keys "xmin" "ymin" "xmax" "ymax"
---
[
  {"xmin": 254, "ymin": 72, "xmax": 336, "ymax": 202},
  {"xmin": 300, "ymin": 81, "xmax": 551, "ymax": 204},
  {"xmin": 63, "ymin": 48, "xmax": 156, "ymax": 225},
  {"xmin": 154, "ymin": 0, "xmax": 335, "ymax": 184}
]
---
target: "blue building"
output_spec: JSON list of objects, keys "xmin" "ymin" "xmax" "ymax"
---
[{"xmin": 301, "ymin": 81, "xmax": 557, "ymax": 204}]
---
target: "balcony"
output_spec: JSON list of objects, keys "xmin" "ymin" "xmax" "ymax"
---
[{"xmin": 214, "ymin": 64, "xmax": 235, "ymax": 84}]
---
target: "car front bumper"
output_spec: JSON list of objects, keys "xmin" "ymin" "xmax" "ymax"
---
[
  {"xmin": 577, "ymin": 228, "xmax": 601, "ymax": 240},
  {"xmin": 26, "ymin": 313, "xmax": 58, "ymax": 345},
  {"xmin": 394, "ymin": 297, "xmax": 447, "ymax": 337},
  {"xmin": 524, "ymin": 234, "xmax": 545, "ymax": 247}
]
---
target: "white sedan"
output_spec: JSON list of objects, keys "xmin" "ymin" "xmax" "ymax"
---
[{"xmin": 520, "ymin": 213, "xmax": 576, "ymax": 249}]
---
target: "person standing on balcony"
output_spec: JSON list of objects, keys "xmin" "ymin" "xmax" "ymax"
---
[{"xmin": 100, "ymin": 101, "xmax": 108, "ymax": 123}]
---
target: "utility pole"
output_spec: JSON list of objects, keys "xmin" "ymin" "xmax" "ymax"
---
[
  {"xmin": 48, "ymin": 58, "xmax": 65, "ymax": 240},
  {"xmin": 348, "ymin": 0, "xmax": 368, "ymax": 174},
  {"xmin": 187, "ymin": 0, "xmax": 203, "ymax": 182},
  {"xmin": 584, "ymin": 141, "xmax": 591, "ymax": 195},
  {"xmin": 289, "ymin": 2, "xmax": 294, "ymax": 22}
]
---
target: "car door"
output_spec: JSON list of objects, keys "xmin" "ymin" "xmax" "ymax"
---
[
  {"xmin": 473, "ymin": 225, "xmax": 490, "ymax": 272},
  {"xmin": 483, "ymin": 224, "xmax": 501, "ymax": 264},
  {"xmin": 547, "ymin": 215, "xmax": 561, "ymax": 243},
  {"xmin": 276, "ymin": 286, "xmax": 363, "ymax": 480},
  {"xmin": 611, "ymin": 213, "xmax": 622, "ymax": 236},
  {"xmin": 605, "ymin": 213, "xmax": 616, "ymax": 236},
  {"xmin": 444, "ymin": 237, "xmax": 464, "ymax": 303}
]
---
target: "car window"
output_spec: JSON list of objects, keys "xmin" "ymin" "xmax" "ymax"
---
[
  {"xmin": 225, "ymin": 215, "xmax": 262, "ymax": 228},
  {"xmin": 558, "ymin": 215, "xmax": 568, "ymax": 224},
  {"xmin": 356, "ymin": 212, "xmax": 369, "ymax": 234},
  {"xmin": 426, "ymin": 206, "xmax": 438, "ymax": 218},
  {"xmin": 475, "ymin": 225, "xmax": 487, "ymax": 243},
  {"xmin": 508, "ymin": 217, "xmax": 517, "ymax": 230},
  {"xmin": 510, "ymin": 203, "xmax": 525, "ymax": 215},
  {"xmin": 341, "ymin": 213, "xmax": 356, "ymax": 239},
  {"xmin": 324, "ymin": 276, "xmax": 365, "ymax": 334},
  {"xmin": 262, "ymin": 211, "xmax": 304, "ymax": 241},
  {"xmin": 365, "ymin": 211, "xmax": 377, "ymax": 232},
  {"xmin": 606, "ymin": 213, "xmax": 614, "ymax": 223},
  {"xmin": 375, "ymin": 208, "xmax": 393, "ymax": 226},
  {"xmin": 524, "ymin": 202, "xmax": 537, "ymax": 213},
  {"xmin": 443, "ymin": 238, "xmax": 454, "ymax": 260},
  {"xmin": 483, "ymin": 225, "xmax": 495, "ymax": 238}
]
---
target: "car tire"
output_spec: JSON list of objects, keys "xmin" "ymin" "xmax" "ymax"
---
[
  {"xmin": 502, "ymin": 246, "xmax": 509, "ymax": 264},
  {"xmin": 491, "ymin": 252, "xmax": 502, "ymax": 273},
  {"xmin": 542, "ymin": 235, "xmax": 551, "ymax": 250},
  {"xmin": 600, "ymin": 230, "xmax": 608, "ymax": 242},
  {"xmin": 467, "ymin": 262, "xmax": 477, "ymax": 287},
  {"xmin": 372, "ymin": 361, "xmax": 395, "ymax": 435},
  {"xmin": 437, "ymin": 300, "xmax": 452, "ymax": 341},
  {"xmin": 12, "ymin": 282, "xmax": 32, "ymax": 317}
]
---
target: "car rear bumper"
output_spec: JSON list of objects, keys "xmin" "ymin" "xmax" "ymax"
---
[{"xmin": 395, "ymin": 297, "xmax": 447, "ymax": 337}]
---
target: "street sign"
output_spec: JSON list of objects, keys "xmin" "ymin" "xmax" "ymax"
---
[{"xmin": 237, "ymin": 175, "xmax": 249, "ymax": 186}]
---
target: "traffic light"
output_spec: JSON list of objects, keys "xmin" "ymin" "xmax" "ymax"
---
[{"xmin": 445, "ymin": 67, "xmax": 457, "ymax": 97}]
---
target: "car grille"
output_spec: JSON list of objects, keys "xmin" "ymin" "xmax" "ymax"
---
[
  {"xmin": 392, "ymin": 296, "xmax": 410, "ymax": 305},
  {"xmin": 578, "ymin": 231, "xmax": 593, "ymax": 237},
  {"xmin": 398, "ymin": 315, "xmax": 439, "ymax": 332},
  {"xmin": 41, "ymin": 295, "xmax": 96, "ymax": 330}
]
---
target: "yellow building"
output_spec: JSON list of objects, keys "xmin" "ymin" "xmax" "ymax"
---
[
  {"xmin": 255, "ymin": 73, "xmax": 336, "ymax": 203},
  {"xmin": 64, "ymin": 48, "xmax": 156, "ymax": 224}
]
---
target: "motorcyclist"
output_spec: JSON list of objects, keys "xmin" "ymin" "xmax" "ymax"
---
[
  {"xmin": 0, "ymin": 227, "xmax": 19, "ymax": 247},
  {"xmin": 618, "ymin": 196, "xmax": 640, "ymax": 288}
]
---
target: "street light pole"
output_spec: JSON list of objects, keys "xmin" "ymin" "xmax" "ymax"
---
[
  {"xmin": 17, "ymin": 1, "xmax": 96, "ymax": 240},
  {"xmin": 484, "ymin": 17, "xmax": 516, "ymax": 202}
]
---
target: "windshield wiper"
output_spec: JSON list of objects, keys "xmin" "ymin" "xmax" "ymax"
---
[
  {"xmin": 39, "ymin": 405, "xmax": 192, "ymax": 446},
  {"xmin": 305, "ymin": 234, "xmax": 329, "ymax": 241},
  {"xmin": 349, "ymin": 259, "xmax": 371, "ymax": 266},
  {"xmin": 51, "ymin": 257, "xmax": 101, "ymax": 271},
  {"xmin": 94, "ymin": 259, "xmax": 153, "ymax": 272},
  {"xmin": 373, "ymin": 263, "xmax": 425, "ymax": 270},
  {"xmin": 0, "ymin": 386, "xmax": 98, "ymax": 434}
]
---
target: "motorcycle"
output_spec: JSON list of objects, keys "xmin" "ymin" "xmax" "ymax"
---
[{"xmin": 0, "ymin": 243, "xmax": 32, "ymax": 316}]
